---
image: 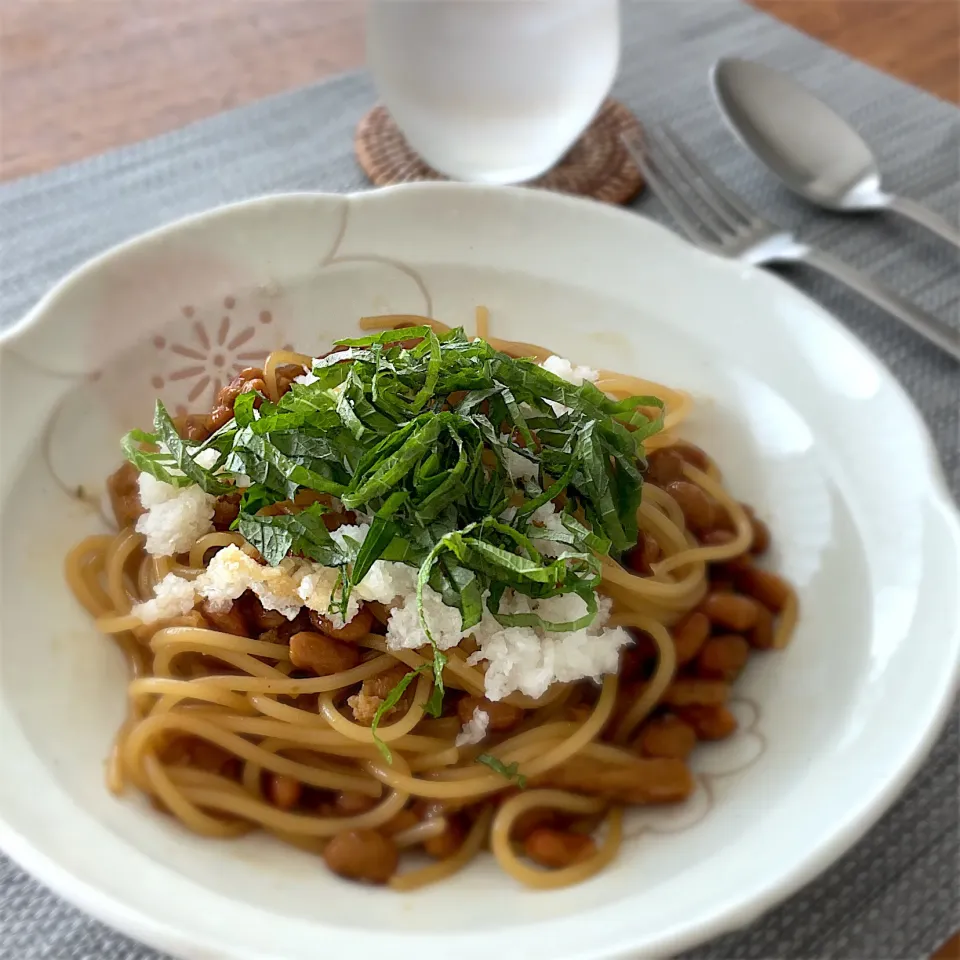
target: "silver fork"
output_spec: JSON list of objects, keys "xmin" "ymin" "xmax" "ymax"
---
[{"xmin": 623, "ymin": 126, "xmax": 960, "ymax": 362}]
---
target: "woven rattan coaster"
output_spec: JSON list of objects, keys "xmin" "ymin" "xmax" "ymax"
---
[{"xmin": 355, "ymin": 98, "xmax": 644, "ymax": 205}]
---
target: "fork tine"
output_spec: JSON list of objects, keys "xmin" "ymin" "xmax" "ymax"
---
[
  {"xmin": 640, "ymin": 127, "xmax": 741, "ymax": 240},
  {"xmin": 646, "ymin": 125, "xmax": 747, "ymax": 237},
  {"xmin": 659, "ymin": 124, "xmax": 758, "ymax": 227},
  {"xmin": 621, "ymin": 133, "xmax": 722, "ymax": 249}
]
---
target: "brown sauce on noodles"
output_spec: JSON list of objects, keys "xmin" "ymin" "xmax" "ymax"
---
[{"xmin": 65, "ymin": 311, "xmax": 797, "ymax": 889}]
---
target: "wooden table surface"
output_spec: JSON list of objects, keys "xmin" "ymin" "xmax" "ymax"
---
[
  {"xmin": 1, "ymin": 0, "xmax": 958, "ymax": 182},
  {"xmin": 1, "ymin": 1, "xmax": 958, "ymax": 956}
]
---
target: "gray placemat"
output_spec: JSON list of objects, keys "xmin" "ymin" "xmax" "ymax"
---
[{"xmin": 1, "ymin": 2, "xmax": 957, "ymax": 958}]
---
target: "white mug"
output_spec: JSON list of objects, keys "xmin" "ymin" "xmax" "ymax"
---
[{"xmin": 366, "ymin": 0, "xmax": 621, "ymax": 184}]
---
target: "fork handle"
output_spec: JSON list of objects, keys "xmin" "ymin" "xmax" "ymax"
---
[
  {"xmin": 799, "ymin": 247, "xmax": 960, "ymax": 361},
  {"xmin": 885, "ymin": 195, "xmax": 960, "ymax": 248}
]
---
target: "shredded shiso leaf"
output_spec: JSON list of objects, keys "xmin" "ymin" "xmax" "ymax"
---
[{"xmin": 125, "ymin": 326, "xmax": 664, "ymax": 734}]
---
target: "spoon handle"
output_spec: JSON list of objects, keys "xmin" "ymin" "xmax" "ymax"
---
[
  {"xmin": 885, "ymin": 195, "xmax": 960, "ymax": 248},
  {"xmin": 799, "ymin": 248, "xmax": 960, "ymax": 361}
]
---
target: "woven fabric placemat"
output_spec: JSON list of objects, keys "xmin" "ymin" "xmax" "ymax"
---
[
  {"xmin": 355, "ymin": 97, "xmax": 645, "ymax": 204},
  {"xmin": 0, "ymin": 2, "xmax": 957, "ymax": 958}
]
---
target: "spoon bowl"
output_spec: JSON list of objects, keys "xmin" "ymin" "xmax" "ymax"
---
[
  {"xmin": 712, "ymin": 58, "xmax": 882, "ymax": 210},
  {"xmin": 711, "ymin": 58, "xmax": 960, "ymax": 246}
]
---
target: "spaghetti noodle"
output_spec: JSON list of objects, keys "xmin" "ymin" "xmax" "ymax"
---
[{"xmin": 66, "ymin": 311, "xmax": 797, "ymax": 889}]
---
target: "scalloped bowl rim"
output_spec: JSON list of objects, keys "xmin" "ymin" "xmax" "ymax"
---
[{"xmin": 0, "ymin": 183, "xmax": 957, "ymax": 960}]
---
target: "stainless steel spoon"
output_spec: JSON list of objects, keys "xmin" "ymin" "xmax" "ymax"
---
[{"xmin": 712, "ymin": 57, "xmax": 960, "ymax": 247}]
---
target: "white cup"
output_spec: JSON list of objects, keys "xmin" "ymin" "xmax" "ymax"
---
[{"xmin": 366, "ymin": 0, "xmax": 621, "ymax": 184}]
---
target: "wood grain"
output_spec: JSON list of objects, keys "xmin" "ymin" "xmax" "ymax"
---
[
  {"xmin": 0, "ymin": 1, "xmax": 957, "ymax": 181},
  {"xmin": 934, "ymin": 932, "xmax": 960, "ymax": 960},
  {"xmin": 0, "ymin": 1, "xmax": 365, "ymax": 181},
  {"xmin": 754, "ymin": 0, "xmax": 959, "ymax": 104}
]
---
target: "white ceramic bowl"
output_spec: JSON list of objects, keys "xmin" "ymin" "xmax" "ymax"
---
[{"xmin": 0, "ymin": 184, "xmax": 957, "ymax": 960}]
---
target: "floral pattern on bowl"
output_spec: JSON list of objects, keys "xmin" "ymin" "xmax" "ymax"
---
[{"xmin": 150, "ymin": 302, "xmax": 292, "ymax": 416}]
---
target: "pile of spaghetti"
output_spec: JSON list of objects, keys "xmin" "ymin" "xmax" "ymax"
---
[{"xmin": 66, "ymin": 312, "xmax": 796, "ymax": 890}]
